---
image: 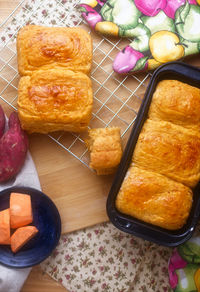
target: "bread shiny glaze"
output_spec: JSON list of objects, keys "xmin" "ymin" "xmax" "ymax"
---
[
  {"xmin": 17, "ymin": 25, "xmax": 92, "ymax": 76},
  {"xmin": 86, "ymin": 127, "xmax": 122, "ymax": 175},
  {"xmin": 148, "ymin": 80, "xmax": 200, "ymax": 131},
  {"xmin": 133, "ymin": 119, "xmax": 200, "ymax": 188},
  {"xmin": 116, "ymin": 166, "xmax": 193, "ymax": 230},
  {"xmin": 17, "ymin": 69, "xmax": 93, "ymax": 133}
]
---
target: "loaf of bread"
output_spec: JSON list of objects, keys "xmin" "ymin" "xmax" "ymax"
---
[
  {"xmin": 17, "ymin": 25, "xmax": 93, "ymax": 76},
  {"xmin": 17, "ymin": 69, "xmax": 93, "ymax": 133},
  {"xmin": 85, "ymin": 127, "xmax": 122, "ymax": 175},
  {"xmin": 116, "ymin": 80, "xmax": 200, "ymax": 230},
  {"xmin": 148, "ymin": 80, "xmax": 200, "ymax": 131},
  {"xmin": 133, "ymin": 119, "xmax": 200, "ymax": 188},
  {"xmin": 116, "ymin": 166, "xmax": 193, "ymax": 230}
]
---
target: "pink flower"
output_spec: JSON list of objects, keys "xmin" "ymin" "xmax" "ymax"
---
[
  {"xmin": 80, "ymin": 4, "xmax": 102, "ymax": 29},
  {"xmin": 65, "ymin": 254, "xmax": 70, "ymax": 261},
  {"xmin": 65, "ymin": 274, "xmax": 70, "ymax": 280},
  {"xmin": 92, "ymin": 269, "xmax": 97, "ymax": 275},
  {"xmin": 42, "ymin": 9, "xmax": 47, "ymax": 16},
  {"xmin": 131, "ymin": 258, "xmax": 136, "ymax": 264},
  {"xmin": 101, "ymin": 283, "xmax": 108, "ymax": 289}
]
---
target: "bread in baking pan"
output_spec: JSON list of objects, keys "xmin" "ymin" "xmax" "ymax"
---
[
  {"xmin": 17, "ymin": 69, "xmax": 93, "ymax": 133},
  {"xmin": 148, "ymin": 80, "xmax": 200, "ymax": 131},
  {"xmin": 115, "ymin": 165, "xmax": 193, "ymax": 230},
  {"xmin": 132, "ymin": 119, "xmax": 200, "ymax": 188},
  {"xmin": 17, "ymin": 25, "xmax": 93, "ymax": 76},
  {"xmin": 86, "ymin": 127, "xmax": 122, "ymax": 175}
]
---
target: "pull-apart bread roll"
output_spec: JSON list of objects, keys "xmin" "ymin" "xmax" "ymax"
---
[
  {"xmin": 17, "ymin": 25, "xmax": 92, "ymax": 76},
  {"xmin": 17, "ymin": 69, "xmax": 93, "ymax": 133},
  {"xmin": 86, "ymin": 127, "xmax": 122, "ymax": 175},
  {"xmin": 116, "ymin": 166, "xmax": 193, "ymax": 230},
  {"xmin": 133, "ymin": 119, "xmax": 200, "ymax": 188},
  {"xmin": 148, "ymin": 80, "xmax": 200, "ymax": 131}
]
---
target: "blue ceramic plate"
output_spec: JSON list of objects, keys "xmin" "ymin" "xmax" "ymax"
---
[{"xmin": 0, "ymin": 186, "xmax": 61, "ymax": 268}]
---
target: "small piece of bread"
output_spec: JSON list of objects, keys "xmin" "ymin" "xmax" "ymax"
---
[
  {"xmin": 86, "ymin": 127, "xmax": 122, "ymax": 175},
  {"xmin": 0, "ymin": 209, "xmax": 10, "ymax": 245},
  {"xmin": 11, "ymin": 225, "xmax": 38, "ymax": 253},
  {"xmin": 10, "ymin": 193, "xmax": 33, "ymax": 229}
]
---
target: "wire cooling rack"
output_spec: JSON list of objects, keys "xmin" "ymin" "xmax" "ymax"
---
[{"xmin": 0, "ymin": 0, "xmax": 151, "ymax": 169}]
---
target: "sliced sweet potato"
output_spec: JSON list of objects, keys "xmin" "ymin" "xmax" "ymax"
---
[
  {"xmin": 0, "ymin": 112, "xmax": 28, "ymax": 183},
  {"xmin": 10, "ymin": 192, "xmax": 33, "ymax": 229},
  {"xmin": 0, "ymin": 209, "xmax": 10, "ymax": 245},
  {"xmin": 11, "ymin": 225, "xmax": 38, "ymax": 253}
]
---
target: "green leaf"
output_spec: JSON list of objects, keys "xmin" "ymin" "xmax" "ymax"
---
[
  {"xmin": 79, "ymin": 6, "xmax": 87, "ymax": 13},
  {"xmin": 100, "ymin": 2, "xmax": 113, "ymax": 21},
  {"xmin": 131, "ymin": 56, "xmax": 148, "ymax": 72},
  {"xmin": 120, "ymin": 23, "xmax": 150, "ymax": 52},
  {"xmin": 175, "ymin": 1, "xmax": 190, "ymax": 25}
]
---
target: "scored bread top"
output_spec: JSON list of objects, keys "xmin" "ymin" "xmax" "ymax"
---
[
  {"xmin": 132, "ymin": 119, "xmax": 200, "ymax": 188},
  {"xmin": 148, "ymin": 80, "xmax": 200, "ymax": 131},
  {"xmin": 17, "ymin": 69, "xmax": 93, "ymax": 133},
  {"xmin": 17, "ymin": 25, "xmax": 93, "ymax": 76},
  {"xmin": 116, "ymin": 165, "xmax": 193, "ymax": 230}
]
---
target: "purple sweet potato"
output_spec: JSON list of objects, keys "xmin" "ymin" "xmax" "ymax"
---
[
  {"xmin": 0, "ymin": 105, "xmax": 5, "ymax": 139},
  {"xmin": 0, "ymin": 112, "xmax": 28, "ymax": 183}
]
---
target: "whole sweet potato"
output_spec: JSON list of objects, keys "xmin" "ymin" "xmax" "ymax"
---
[
  {"xmin": 0, "ymin": 112, "xmax": 28, "ymax": 183},
  {"xmin": 0, "ymin": 105, "xmax": 5, "ymax": 139}
]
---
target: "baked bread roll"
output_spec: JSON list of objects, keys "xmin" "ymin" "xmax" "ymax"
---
[
  {"xmin": 133, "ymin": 119, "xmax": 200, "ymax": 188},
  {"xmin": 148, "ymin": 80, "xmax": 200, "ymax": 131},
  {"xmin": 17, "ymin": 25, "xmax": 92, "ymax": 76},
  {"xmin": 17, "ymin": 69, "xmax": 93, "ymax": 133},
  {"xmin": 86, "ymin": 127, "xmax": 122, "ymax": 175},
  {"xmin": 116, "ymin": 166, "xmax": 193, "ymax": 230}
]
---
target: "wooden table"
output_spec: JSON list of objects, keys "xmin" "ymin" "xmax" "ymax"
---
[{"xmin": 1, "ymin": 1, "xmax": 200, "ymax": 292}]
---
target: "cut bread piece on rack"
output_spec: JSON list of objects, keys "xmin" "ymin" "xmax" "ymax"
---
[{"xmin": 85, "ymin": 127, "xmax": 122, "ymax": 175}]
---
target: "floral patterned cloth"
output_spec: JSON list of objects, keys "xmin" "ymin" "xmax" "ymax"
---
[
  {"xmin": 41, "ymin": 222, "xmax": 172, "ymax": 292},
  {"xmin": 0, "ymin": 0, "xmax": 82, "ymax": 44},
  {"xmin": 79, "ymin": 0, "xmax": 200, "ymax": 74}
]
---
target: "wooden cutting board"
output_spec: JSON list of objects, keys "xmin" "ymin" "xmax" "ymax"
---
[{"xmin": 29, "ymin": 133, "xmax": 112, "ymax": 234}]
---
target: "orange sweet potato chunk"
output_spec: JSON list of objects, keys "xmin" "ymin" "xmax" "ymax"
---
[
  {"xmin": 11, "ymin": 225, "xmax": 38, "ymax": 253},
  {"xmin": 10, "ymin": 193, "xmax": 33, "ymax": 229},
  {"xmin": 0, "ymin": 209, "xmax": 10, "ymax": 245}
]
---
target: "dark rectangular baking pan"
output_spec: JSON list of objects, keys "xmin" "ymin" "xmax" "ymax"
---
[{"xmin": 106, "ymin": 61, "xmax": 200, "ymax": 247}]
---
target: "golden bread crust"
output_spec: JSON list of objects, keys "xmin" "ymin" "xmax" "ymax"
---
[
  {"xmin": 86, "ymin": 127, "xmax": 122, "ymax": 175},
  {"xmin": 148, "ymin": 80, "xmax": 200, "ymax": 131},
  {"xmin": 17, "ymin": 69, "xmax": 93, "ymax": 133},
  {"xmin": 133, "ymin": 119, "xmax": 200, "ymax": 188},
  {"xmin": 17, "ymin": 25, "xmax": 93, "ymax": 76},
  {"xmin": 116, "ymin": 166, "xmax": 193, "ymax": 230}
]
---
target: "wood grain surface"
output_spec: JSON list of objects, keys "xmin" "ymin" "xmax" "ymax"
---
[{"xmin": 1, "ymin": 1, "xmax": 200, "ymax": 292}]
